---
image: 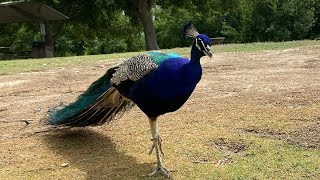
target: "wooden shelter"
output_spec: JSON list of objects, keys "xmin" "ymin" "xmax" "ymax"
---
[{"xmin": 0, "ymin": 0, "xmax": 68, "ymax": 58}]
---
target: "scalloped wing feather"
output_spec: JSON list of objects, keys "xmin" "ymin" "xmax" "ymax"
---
[{"xmin": 110, "ymin": 52, "xmax": 182, "ymax": 85}]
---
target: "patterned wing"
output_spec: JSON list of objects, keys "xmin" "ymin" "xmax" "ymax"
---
[
  {"xmin": 110, "ymin": 52, "xmax": 182, "ymax": 85},
  {"xmin": 110, "ymin": 54, "xmax": 157, "ymax": 85}
]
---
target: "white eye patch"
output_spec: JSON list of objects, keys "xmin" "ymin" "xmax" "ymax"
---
[
  {"xmin": 195, "ymin": 38, "xmax": 211, "ymax": 52},
  {"xmin": 199, "ymin": 39, "xmax": 205, "ymax": 49},
  {"xmin": 195, "ymin": 38, "xmax": 201, "ymax": 50}
]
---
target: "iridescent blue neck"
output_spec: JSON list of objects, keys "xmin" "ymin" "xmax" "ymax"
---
[{"xmin": 190, "ymin": 44, "xmax": 202, "ymax": 62}]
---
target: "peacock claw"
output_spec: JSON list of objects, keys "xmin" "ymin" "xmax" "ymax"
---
[{"xmin": 148, "ymin": 166, "xmax": 170, "ymax": 178}]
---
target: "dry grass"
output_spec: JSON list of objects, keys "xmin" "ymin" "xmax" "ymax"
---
[{"xmin": 0, "ymin": 42, "xmax": 320, "ymax": 179}]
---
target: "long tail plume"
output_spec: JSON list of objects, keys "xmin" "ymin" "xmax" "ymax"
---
[{"xmin": 47, "ymin": 68, "xmax": 134, "ymax": 127}]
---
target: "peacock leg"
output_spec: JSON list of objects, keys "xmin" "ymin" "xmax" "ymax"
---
[{"xmin": 148, "ymin": 117, "xmax": 170, "ymax": 178}]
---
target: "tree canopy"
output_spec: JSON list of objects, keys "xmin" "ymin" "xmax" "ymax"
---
[{"xmin": 0, "ymin": 0, "xmax": 319, "ymax": 58}]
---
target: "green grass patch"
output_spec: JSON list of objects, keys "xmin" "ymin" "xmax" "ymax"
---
[
  {"xmin": 0, "ymin": 40, "xmax": 319, "ymax": 75},
  {"xmin": 226, "ymin": 137, "xmax": 320, "ymax": 180}
]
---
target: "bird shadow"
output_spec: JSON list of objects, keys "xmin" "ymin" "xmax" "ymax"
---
[{"xmin": 42, "ymin": 128, "xmax": 167, "ymax": 179}]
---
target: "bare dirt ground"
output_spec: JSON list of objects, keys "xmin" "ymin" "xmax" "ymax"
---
[{"xmin": 0, "ymin": 45, "xmax": 319, "ymax": 179}]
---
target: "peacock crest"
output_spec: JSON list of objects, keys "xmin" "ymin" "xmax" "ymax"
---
[{"xmin": 182, "ymin": 22, "xmax": 199, "ymax": 39}]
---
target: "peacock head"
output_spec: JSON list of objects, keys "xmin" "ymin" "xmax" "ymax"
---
[{"xmin": 182, "ymin": 22, "xmax": 212, "ymax": 59}]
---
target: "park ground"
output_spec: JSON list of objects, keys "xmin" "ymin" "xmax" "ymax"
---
[{"xmin": 0, "ymin": 41, "xmax": 319, "ymax": 179}]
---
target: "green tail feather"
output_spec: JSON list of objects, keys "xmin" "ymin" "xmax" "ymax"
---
[{"xmin": 48, "ymin": 68, "xmax": 116, "ymax": 125}]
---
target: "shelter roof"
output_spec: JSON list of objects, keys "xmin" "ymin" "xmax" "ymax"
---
[{"xmin": 0, "ymin": 0, "xmax": 68, "ymax": 23}]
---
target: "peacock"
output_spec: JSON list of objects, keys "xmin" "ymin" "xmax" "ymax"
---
[{"xmin": 47, "ymin": 22, "xmax": 212, "ymax": 178}]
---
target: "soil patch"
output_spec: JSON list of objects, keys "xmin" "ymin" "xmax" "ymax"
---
[
  {"xmin": 209, "ymin": 138, "xmax": 247, "ymax": 153},
  {"xmin": 242, "ymin": 122, "xmax": 320, "ymax": 149}
]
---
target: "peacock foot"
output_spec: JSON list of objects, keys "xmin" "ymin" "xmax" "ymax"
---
[{"xmin": 148, "ymin": 166, "xmax": 170, "ymax": 178}]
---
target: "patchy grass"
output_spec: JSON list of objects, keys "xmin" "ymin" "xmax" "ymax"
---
[
  {"xmin": 213, "ymin": 40, "xmax": 320, "ymax": 53},
  {"xmin": 0, "ymin": 40, "xmax": 319, "ymax": 75},
  {"xmin": 0, "ymin": 51, "xmax": 142, "ymax": 75},
  {"xmin": 226, "ymin": 138, "xmax": 320, "ymax": 180},
  {"xmin": 0, "ymin": 42, "xmax": 319, "ymax": 179}
]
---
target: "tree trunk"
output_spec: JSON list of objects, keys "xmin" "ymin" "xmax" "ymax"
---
[{"xmin": 133, "ymin": 0, "xmax": 159, "ymax": 50}]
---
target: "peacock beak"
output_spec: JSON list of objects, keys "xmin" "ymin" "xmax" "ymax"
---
[
  {"xmin": 206, "ymin": 51, "xmax": 212, "ymax": 59},
  {"xmin": 204, "ymin": 44, "xmax": 212, "ymax": 59}
]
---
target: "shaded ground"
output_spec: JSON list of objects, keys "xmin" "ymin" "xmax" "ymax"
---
[{"xmin": 0, "ymin": 45, "xmax": 319, "ymax": 179}]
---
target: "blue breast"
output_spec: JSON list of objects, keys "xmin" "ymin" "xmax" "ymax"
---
[{"xmin": 128, "ymin": 57, "xmax": 202, "ymax": 117}]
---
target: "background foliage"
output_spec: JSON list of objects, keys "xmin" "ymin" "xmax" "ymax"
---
[{"xmin": 0, "ymin": 0, "xmax": 319, "ymax": 57}]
